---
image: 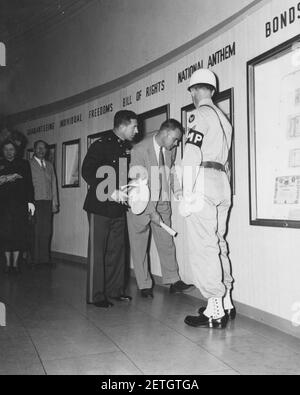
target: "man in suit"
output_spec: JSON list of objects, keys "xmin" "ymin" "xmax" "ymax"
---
[
  {"xmin": 82, "ymin": 110, "xmax": 139, "ymax": 308},
  {"xmin": 30, "ymin": 140, "xmax": 58, "ymax": 266},
  {"xmin": 127, "ymin": 119, "xmax": 193, "ymax": 298}
]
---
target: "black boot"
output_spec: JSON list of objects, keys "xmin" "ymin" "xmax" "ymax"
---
[
  {"xmin": 94, "ymin": 300, "xmax": 114, "ymax": 309},
  {"xmin": 185, "ymin": 312, "xmax": 228, "ymax": 329}
]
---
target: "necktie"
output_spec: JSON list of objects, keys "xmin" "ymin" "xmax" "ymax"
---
[{"xmin": 159, "ymin": 147, "xmax": 169, "ymax": 202}]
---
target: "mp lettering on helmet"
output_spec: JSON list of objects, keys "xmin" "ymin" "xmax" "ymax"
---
[{"xmin": 186, "ymin": 130, "xmax": 204, "ymax": 148}]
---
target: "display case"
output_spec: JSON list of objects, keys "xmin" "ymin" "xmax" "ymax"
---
[{"xmin": 247, "ymin": 34, "xmax": 300, "ymax": 228}]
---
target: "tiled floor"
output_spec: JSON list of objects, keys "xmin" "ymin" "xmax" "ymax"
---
[{"xmin": 0, "ymin": 261, "xmax": 300, "ymax": 375}]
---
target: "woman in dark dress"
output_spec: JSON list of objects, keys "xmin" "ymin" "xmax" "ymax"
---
[{"xmin": 0, "ymin": 140, "xmax": 35, "ymax": 273}]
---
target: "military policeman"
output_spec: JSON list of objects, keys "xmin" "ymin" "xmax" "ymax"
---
[
  {"xmin": 180, "ymin": 69, "xmax": 235, "ymax": 329},
  {"xmin": 82, "ymin": 110, "xmax": 139, "ymax": 308}
]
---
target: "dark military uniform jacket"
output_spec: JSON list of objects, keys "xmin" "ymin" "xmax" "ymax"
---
[{"xmin": 82, "ymin": 130, "xmax": 132, "ymax": 218}]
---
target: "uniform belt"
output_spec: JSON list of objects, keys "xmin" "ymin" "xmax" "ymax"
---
[{"xmin": 201, "ymin": 161, "xmax": 225, "ymax": 172}]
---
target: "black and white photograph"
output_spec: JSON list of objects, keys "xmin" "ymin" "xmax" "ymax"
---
[{"xmin": 0, "ymin": 0, "xmax": 300, "ymax": 379}]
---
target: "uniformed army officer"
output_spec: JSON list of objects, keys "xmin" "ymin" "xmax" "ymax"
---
[
  {"xmin": 180, "ymin": 69, "xmax": 235, "ymax": 329},
  {"xmin": 82, "ymin": 110, "xmax": 138, "ymax": 308}
]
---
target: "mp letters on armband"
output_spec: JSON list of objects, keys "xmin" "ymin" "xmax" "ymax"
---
[{"xmin": 186, "ymin": 129, "xmax": 204, "ymax": 148}]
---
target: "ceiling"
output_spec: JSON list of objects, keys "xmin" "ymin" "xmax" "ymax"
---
[{"xmin": 0, "ymin": 0, "xmax": 94, "ymax": 43}]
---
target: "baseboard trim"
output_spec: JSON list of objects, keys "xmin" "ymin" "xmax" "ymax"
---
[
  {"xmin": 52, "ymin": 251, "xmax": 87, "ymax": 266},
  {"xmin": 52, "ymin": 252, "xmax": 300, "ymax": 340}
]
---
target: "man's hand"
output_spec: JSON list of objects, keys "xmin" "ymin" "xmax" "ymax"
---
[
  {"xmin": 28, "ymin": 203, "xmax": 35, "ymax": 216},
  {"xmin": 111, "ymin": 190, "xmax": 128, "ymax": 205},
  {"xmin": 179, "ymin": 200, "xmax": 192, "ymax": 218},
  {"xmin": 150, "ymin": 211, "xmax": 162, "ymax": 226}
]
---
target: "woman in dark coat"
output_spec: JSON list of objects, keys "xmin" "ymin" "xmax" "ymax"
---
[{"xmin": 0, "ymin": 140, "xmax": 35, "ymax": 273}]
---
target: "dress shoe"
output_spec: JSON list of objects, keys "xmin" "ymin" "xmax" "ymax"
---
[
  {"xmin": 12, "ymin": 266, "xmax": 21, "ymax": 274},
  {"xmin": 198, "ymin": 306, "xmax": 237, "ymax": 320},
  {"xmin": 94, "ymin": 300, "xmax": 114, "ymax": 308},
  {"xmin": 169, "ymin": 281, "xmax": 194, "ymax": 294},
  {"xmin": 140, "ymin": 288, "xmax": 153, "ymax": 298},
  {"xmin": 185, "ymin": 312, "xmax": 228, "ymax": 329},
  {"xmin": 111, "ymin": 295, "xmax": 132, "ymax": 302}
]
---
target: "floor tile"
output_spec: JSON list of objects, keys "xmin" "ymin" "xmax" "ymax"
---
[
  {"xmin": 198, "ymin": 332, "xmax": 300, "ymax": 375},
  {"xmin": 44, "ymin": 352, "xmax": 142, "ymax": 375},
  {"xmin": 204, "ymin": 369, "xmax": 240, "ymax": 375},
  {"xmin": 32, "ymin": 329, "xmax": 118, "ymax": 362},
  {"xmin": 104, "ymin": 321, "xmax": 229, "ymax": 375},
  {"xmin": 1, "ymin": 262, "xmax": 299, "ymax": 375},
  {"xmin": 0, "ymin": 362, "xmax": 45, "ymax": 375},
  {"xmin": 0, "ymin": 336, "xmax": 40, "ymax": 365}
]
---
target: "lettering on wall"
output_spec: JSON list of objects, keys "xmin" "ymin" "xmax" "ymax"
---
[
  {"xmin": 122, "ymin": 95, "xmax": 133, "ymax": 108},
  {"xmin": 178, "ymin": 61, "xmax": 204, "ymax": 85},
  {"xmin": 177, "ymin": 42, "xmax": 236, "ymax": 85},
  {"xmin": 207, "ymin": 42, "xmax": 236, "ymax": 67},
  {"xmin": 145, "ymin": 80, "xmax": 165, "ymax": 97},
  {"xmin": 265, "ymin": 2, "xmax": 300, "ymax": 38},
  {"xmin": 89, "ymin": 103, "xmax": 114, "ymax": 119},
  {"xmin": 60, "ymin": 113, "xmax": 83, "ymax": 128},
  {"xmin": 27, "ymin": 122, "xmax": 55, "ymax": 136},
  {"xmin": 136, "ymin": 90, "xmax": 142, "ymax": 101}
]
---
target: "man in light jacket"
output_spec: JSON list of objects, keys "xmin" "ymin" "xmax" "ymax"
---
[{"xmin": 30, "ymin": 140, "xmax": 58, "ymax": 265}]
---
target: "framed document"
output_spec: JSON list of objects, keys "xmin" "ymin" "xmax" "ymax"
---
[
  {"xmin": 247, "ymin": 34, "xmax": 300, "ymax": 228},
  {"xmin": 137, "ymin": 104, "xmax": 170, "ymax": 143},
  {"xmin": 181, "ymin": 88, "xmax": 235, "ymax": 193},
  {"xmin": 62, "ymin": 139, "xmax": 81, "ymax": 188}
]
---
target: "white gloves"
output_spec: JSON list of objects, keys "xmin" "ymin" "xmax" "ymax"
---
[
  {"xmin": 111, "ymin": 190, "xmax": 128, "ymax": 205},
  {"xmin": 179, "ymin": 192, "xmax": 204, "ymax": 218},
  {"xmin": 28, "ymin": 203, "xmax": 35, "ymax": 216},
  {"xmin": 179, "ymin": 198, "xmax": 192, "ymax": 218}
]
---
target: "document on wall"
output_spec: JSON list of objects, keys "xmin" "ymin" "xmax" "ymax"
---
[
  {"xmin": 254, "ymin": 49, "xmax": 300, "ymax": 221},
  {"xmin": 274, "ymin": 176, "xmax": 300, "ymax": 205}
]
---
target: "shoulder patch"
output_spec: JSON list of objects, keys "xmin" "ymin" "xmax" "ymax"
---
[{"xmin": 186, "ymin": 130, "xmax": 204, "ymax": 148}]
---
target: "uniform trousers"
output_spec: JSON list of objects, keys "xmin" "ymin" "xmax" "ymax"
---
[
  {"xmin": 186, "ymin": 168, "xmax": 233, "ymax": 299},
  {"xmin": 127, "ymin": 201, "xmax": 180, "ymax": 290},
  {"xmin": 34, "ymin": 200, "xmax": 52, "ymax": 264},
  {"xmin": 87, "ymin": 214, "xmax": 126, "ymax": 304}
]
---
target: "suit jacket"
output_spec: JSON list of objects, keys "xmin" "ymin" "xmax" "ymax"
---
[
  {"xmin": 81, "ymin": 130, "xmax": 132, "ymax": 218},
  {"xmin": 30, "ymin": 158, "xmax": 58, "ymax": 206},
  {"xmin": 129, "ymin": 132, "xmax": 180, "ymax": 215}
]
